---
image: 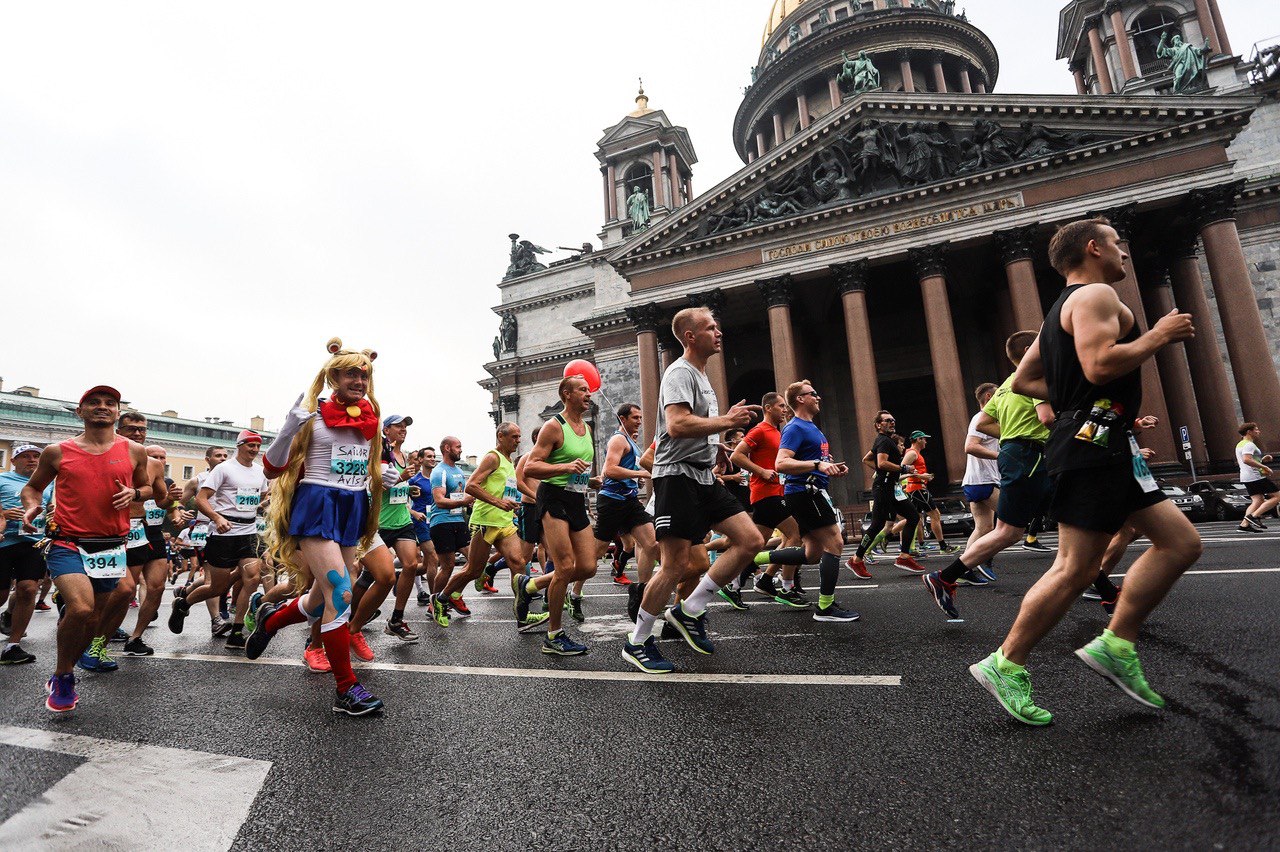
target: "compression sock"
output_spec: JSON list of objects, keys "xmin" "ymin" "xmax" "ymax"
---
[
  {"xmin": 630, "ymin": 608, "xmax": 659, "ymax": 645},
  {"xmin": 871, "ymin": 529, "xmax": 888, "ymax": 550},
  {"xmin": 819, "ymin": 594, "xmax": 835, "ymax": 609},
  {"xmin": 1093, "ymin": 572, "xmax": 1119, "ymax": 600},
  {"xmin": 320, "ymin": 622, "xmax": 357, "ymax": 692},
  {"xmin": 738, "ymin": 565, "xmax": 755, "ymax": 589},
  {"xmin": 681, "ymin": 573, "xmax": 722, "ymax": 617},
  {"xmin": 263, "ymin": 597, "xmax": 307, "ymax": 632},
  {"xmin": 618, "ymin": 550, "xmax": 634, "ymax": 572},
  {"xmin": 939, "ymin": 557, "xmax": 969, "ymax": 584},
  {"xmin": 763, "ymin": 547, "xmax": 807, "ymax": 566},
  {"xmin": 818, "ymin": 552, "xmax": 840, "ymax": 597},
  {"xmin": 392, "ymin": 608, "xmax": 405, "ymax": 623}
]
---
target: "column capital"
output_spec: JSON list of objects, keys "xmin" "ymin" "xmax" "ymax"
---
[
  {"xmin": 994, "ymin": 225, "xmax": 1038, "ymax": 264},
  {"xmin": 909, "ymin": 243, "xmax": 949, "ymax": 280},
  {"xmin": 1068, "ymin": 59, "xmax": 1085, "ymax": 73},
  {"xmin": 624, "ymin": 302, "xmax": 664, "ymax": 334},
  {"xmin": 1087, "ymin": 203, "xmax": 1136, "ymax": 241},
  {"xmin": 488, "ymin": 409, "xmax": 502, "ymax": 428},
  {"xmin": 929, "ymin": 50, "xmax": 946, "ymax": 63},
  {"xmin": 1103, "ymin": 0, "xmax": 1124, "ymax": 16},
  {"xmin": 898, "ymin": 48, "xmax": 913, "ymax": 61},
  {"xmin": 756, "ymin": 274, "xmax": 794, "ymax": 308},
  {"xmin": 1188, "ymin": 180, "xmax": 1245, "ymax": 230},
  {"xmin": 687, "ymin": 288, "xmax": 727, "ymax": 320},
  {"xmin": 499, "ymin": 393, "xmax": 520, "ymax": 412},
  {"xmin": 1165, "ymin": 221, "xmax": 1202, "ymax": 259},
  {"xmin": 832, "ymin": 260, "xmax": 870, "ymax": 294},
  {"xmin": 1085, "ymin": 15, "xmax": 1104, "ymax": 32}
]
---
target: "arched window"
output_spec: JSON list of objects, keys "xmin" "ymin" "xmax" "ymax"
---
[{"xmin": 1133, "ymin": 9, "xmax": 1183, "ymax": 75}]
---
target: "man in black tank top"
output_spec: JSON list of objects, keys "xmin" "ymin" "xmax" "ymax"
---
[{"xmin": 968, "ymin": 217, "xmax": 1202, "ymax": 726}]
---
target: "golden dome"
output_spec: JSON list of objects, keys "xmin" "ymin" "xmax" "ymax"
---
[{"xmin": 762, "ymin": 0, "xmax": 818, "ymax": 46}]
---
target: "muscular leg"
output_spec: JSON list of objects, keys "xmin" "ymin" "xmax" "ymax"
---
[
  {"xmin": 1106, "ymin": 502, "xmax": 1201, "ymax": 642},
  {"xmin": 129, "ymin": 558, "xmax": 169, "ymax": 641},
  {"xmin": 232, "ymin": 559, "xmax": 261, "ymax": 628},
  {"xmin": 350, "ymin": 547, "xmax": 395, "ymax": 631},
  {"xmin": 6, "ymin": 578, "xmax": 38, "ymax": 645},
  {"xmin": 51, "ymin": 574, "xmax": 100, "ymax": 674}
]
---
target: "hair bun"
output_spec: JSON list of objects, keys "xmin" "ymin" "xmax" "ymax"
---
[
  {"xmin": 326, "ymin": 337, "xmax": 343, "ymax": 354},
  {"xmin": 363, "ymin": 349, "xmax": 378, "ymax": 361}
]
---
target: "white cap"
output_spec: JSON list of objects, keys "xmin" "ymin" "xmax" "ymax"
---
[{"xmin": 11, "ymin": 444, "xmax": 40, "ymax": 458}]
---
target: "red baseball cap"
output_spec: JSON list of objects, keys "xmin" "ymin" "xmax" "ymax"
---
[
  {"xmin": 79, "ymin": 385, "xmax": 122, "ymax": 405},
  {"xmin": 236, "ymin": 430, "xmax": 263, "ymax": 445}
]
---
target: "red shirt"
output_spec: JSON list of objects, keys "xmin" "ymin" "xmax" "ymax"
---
[
  {"xmin": 52, "ymin": 436, "xmax": 132, "ymax": 544},
  {"xmin": 741, "ymin": 421, "xmax": 784, "ymax": 503},
  {"xmin": 904, "ymin": 453, "xmax": 929, "ymax": 493}
]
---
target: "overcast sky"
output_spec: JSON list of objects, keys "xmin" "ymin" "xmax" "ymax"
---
[{"xmin": 2, "ymin": 1, "xmax": 1276, "ymax": 451}]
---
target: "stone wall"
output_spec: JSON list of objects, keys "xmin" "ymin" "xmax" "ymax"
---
[{"xmin": 1228, "ymin": 95, "xmax": 1280, "ymax": 180}]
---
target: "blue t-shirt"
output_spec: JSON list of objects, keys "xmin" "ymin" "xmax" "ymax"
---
[
  {"xmin": 409, "ymin": 472, "xmax": 434, "ymax": 515},
  {"xmin": 0, "ymin": 471, "xmax": 54, "ymax": 547},
  {"xmin": 599, "ymin": 432, "xmax": 641, "ymax": 502},
  {"xmin": 780, "ymin": 417, "xmax": 830, "ymax": 495},
  {"xmin": 429, "ymin": 463, "xmax": 468, "ymax": 526}
]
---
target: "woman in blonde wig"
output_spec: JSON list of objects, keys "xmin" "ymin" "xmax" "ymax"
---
[{"xmin": 247, "ymin": 338, "xmax": 386, "ymax": 716}]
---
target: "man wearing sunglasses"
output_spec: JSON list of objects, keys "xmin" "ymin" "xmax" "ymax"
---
[{"xmin": 848, "ymin": 412, "xmax": 924, "ymax": 577}]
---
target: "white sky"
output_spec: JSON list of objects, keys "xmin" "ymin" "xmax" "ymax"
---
[{"xmin": 2, "ymin": 1, "xmax": 1276, "ymax": 452}]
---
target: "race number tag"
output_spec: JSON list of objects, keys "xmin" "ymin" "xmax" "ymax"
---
[
  {"xmin": 449, "ymin": 490, "xmax": 466, "ymax": 516},
  {"xmin": 329, "ymin": 444, "xmax": 369, "ymax": 487},
  {"xmin": 389, "ymin": 483, "xmax": 409, "ymax": 505},
  {"xmin": 235, "ymin": 488, "xmax": 261, "ymax": 510},
  {"xmin": 256, "ymin": 516, "xmax": 268, "ymax": 535},
  {"xmin": 143, "ymin": 499, "xmax": 166, "ymax": 527},
  {"xmin": 502, "ymin": 477, "xmax": 521, "ymax": 503},
  {"xmin": 566, "ymin": 473, "xmax": 590, "ymax": 494},
  {"xmin": 708, "ymin": 399, "xmax": 721, "ymax": 445},
  {"xmin": 79, "ymin": 544, "xmax": 127, "ymax": 579},
  {"xmin": 191, "ymin": 525, "xmax": 208, "ymax": 547},
  {"xmin": 894, "ymin": 481, "xmax": 908, "ymax": 502},
  {"xmin": 740, "ymin": 469, "xmax": 750, "ymax": 487},
  {"xmin": 126, "ymin": 519, "xmax": 148, "ymax": 549},
  {"xmin": 1129, "ymin": 435, "xmax": 1159, "ymax": 494}
]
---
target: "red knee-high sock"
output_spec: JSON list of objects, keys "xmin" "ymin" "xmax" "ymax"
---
[
  {"xmin": 264, "ymin": 597, "xmax": 307, "ymax": 633},
  {"xmin": 320, "ymin": 627, "xmax": 357, "ymax": 692}
]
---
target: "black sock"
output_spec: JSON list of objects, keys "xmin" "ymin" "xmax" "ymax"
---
[
  {"xmin": 1092, "ymin": 572, "xmax": 1118, "ymax": 599},
  {"xmin": 392, "ymin": 608, "xmax": 404, "ymax": 623},
  {"xmin": 619, "ymin": 550, "xmax": 634, "ymax": 571},
  {"xmin": 767, "ymin": 546, "xmax": 807, "ymax": 566},
  {"xmin": 819, "ymin": 552, "xmax": 840, "ymax": 597},
  {"xmin": 738, "ymin": 565, "xmax": 755, "ymax": 587},
  {"xmin": 939, "ymin": 557, "xmax": 969, "ymax": 584},
  {"xmin": 230, "ymin": 624, "xmax": 243, "ymax": 636}
]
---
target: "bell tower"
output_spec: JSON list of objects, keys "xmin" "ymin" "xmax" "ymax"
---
[{"xmin": 595, "ymin": 83, "xmax": 698, "ymax": 249}]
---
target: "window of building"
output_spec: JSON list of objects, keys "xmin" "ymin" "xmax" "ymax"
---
[
  {"xmin": 623, "ymin": 163, "xmax": 654, "ymax": 210},
  {"xmin": 182, "ymin": 465, "xmax": 194, "ymax": 480},
  {"xmin": 1133, "ymin": 9, "xmax": 1183, "ymax": 74},
  {"xmin": 164, "ymin": 463, "xmax": 172, "ymax": 478},
  {"xmin": 835, "ymin": 6, "xmax": 849, "ymax": 20}
]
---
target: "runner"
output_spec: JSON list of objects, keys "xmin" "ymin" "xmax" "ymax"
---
[
  {"xmin": 521, "ymin": 376, "xmax": 598, "ymax": 655},
  {"xmin": 594, "ymin": 403, "xmax": 658, "ymax": 614},
  {"xmin": 20, "ymin": 385, "xmax": 152, "ymax": 712},
  {"xmin": 846, "ymin": 412, "xmax": 924, "ymax": 578},
  {"xmin": 620, "ymin": 306, "xmax": 763, "ymax": 674},
  {"xmin": 969, "ymin": 216, "xmax": 1202, "ymax": 725},
  {"xmin": 246, "ymin": 338, "xmax": 386, "ymax": 716},
  {"xmin": 0, "ymin": 444, "xmax": 53, "ymax": 665},
  {"xmin": 181, "ymin": 446, "xmax": 230, "ymax": 636},
  {"xmin": 171, "ymin": 430, "xmax": 266, "ymax": 650},
  {"xmin": 407, "ymin": 447, "xmax": 439, "ymax": 606},
  {"xmin": 426, "ymin": 436, "xmax": 473, "ymax": 627},
  {"xmin": 371, "ymin": 414, "xmax": 421, "ymax": 642},
  {"xmin": 1236, "ymin": 422, "xmax": 1278, "ymax": 532},
  {"xmin": 901, "ymin": 431, "xmax": 956, "ymax": 554},
  {"xmin": 960, "ymin": 383, "xmax": 1001, "ymax": 585}
]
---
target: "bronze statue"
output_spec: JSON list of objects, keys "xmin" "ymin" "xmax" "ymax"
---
[
  {"xmin": 500, "ymin": 314, "xmax": 518, "ymax": 353},
  {"xmin": 839, "ymin": 50, "xmax": 881, "ymax": 94},
  {"xmin": 627, "ymin": 185, "xmax": 652, "ymax": 230},
  {"xmin": 1158, "ymin": 31, "xmax": 1212, "ymax": 93},
  {"xmin": 503, "ymin": 233, "xmax": 549, "ymax": 280}
]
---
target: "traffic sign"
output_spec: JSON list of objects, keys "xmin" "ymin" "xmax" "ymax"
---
[{"xmin": 1180, "ymin": 425, "xmax": 1192, "ymax": 451}]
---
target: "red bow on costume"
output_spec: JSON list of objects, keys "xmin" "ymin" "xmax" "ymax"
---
[{"xmin": 319, "ymin": 398, "xmax": 379, "ymax": 440}]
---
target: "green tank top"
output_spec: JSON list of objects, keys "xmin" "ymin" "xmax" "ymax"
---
[
  {"xmin": 378, "ymin": 454, "xmax": 412, "ymax": 530},
  {"xmin": 470, "ymin": 450, "xmax": 519, "ymax": 528},
  {"xmin": 544, "ymin": 413, "xmax": 594, "ymax": 491}
]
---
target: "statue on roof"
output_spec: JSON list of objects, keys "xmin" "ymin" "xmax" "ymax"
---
[
  {"xmin": 1158, "ymin": 31, "xmax": 1212, "ymax": 93},
  {"xmin": 500, "ymin": 313, "xmax": 518, "ymax": 353},
  {"xmin": 627, "ymin": 185, "xmax": 652, "ymax": 230},
  {"xmin": 839, "ymin": 50, "xmax": 881, "ymax": 94},
  {"xmin": 503, "ymin": 234, "xmax": 549, "ymax": 280}
]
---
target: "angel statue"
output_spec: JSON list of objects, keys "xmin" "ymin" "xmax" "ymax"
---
[{"xmin": 503, "ymin": 233, "xmax": 550, "ymax": 280}]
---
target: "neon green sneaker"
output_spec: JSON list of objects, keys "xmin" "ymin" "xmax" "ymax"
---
[
  {"xmin": 517, "ymin": 611, "xmax": 550, "ymax": 634},
  {"xmin": 1075, "ymin": 637, "xmax": 1165, "ymax": 708},
  {"xmin": 429, "ymin": 594, "xmax": 450, "ymax": 628},
  {"xmin": 969, "ymin": 652, "xmax": 1053, "ymax": 726}
]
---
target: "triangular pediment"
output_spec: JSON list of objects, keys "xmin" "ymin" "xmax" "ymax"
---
[
  {"xmin": 608, "ymin": 92, "xmax": 1255, "ymax": 268},
  {"xmin": 597, "ymin": 111, "xmax": 673, "ymax": 146}
]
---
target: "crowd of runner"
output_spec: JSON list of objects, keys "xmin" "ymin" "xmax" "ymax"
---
[{"xmin": 1, "ymin": 219, "xmax": 1268, "ymax": 724}]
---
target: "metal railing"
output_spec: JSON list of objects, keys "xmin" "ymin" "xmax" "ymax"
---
[{"xmin": 1249, "ymin": 37, "xmax": 1280, "ymax": 85}]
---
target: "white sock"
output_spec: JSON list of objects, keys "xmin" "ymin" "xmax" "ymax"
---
[
  {"xmin": 413, "ymin": 575, "xmax": 425, "ymax": 594},
  {"xmin": 3, "ymin": 642, "xmax": 15, "ymax": 653},
  {"xmin": 682, "ymin": 574, "xmax": 722, "ymax": 617},
  {"xmin": 630, "ymin": 608, "xmax": 659, "ymax": 645},
  {"xmin": 728, "ymin": 578, "xmax": 741, "ymax": 591},
  {"xmin": 782, "ymin": 577, "xmax": 794, "ymax": 591}
]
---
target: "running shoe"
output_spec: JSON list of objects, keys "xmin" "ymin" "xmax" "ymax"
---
[
  {"xmin": 168, "ymin": 598, "xmax": 190, "ymax": 634},
  {"xmin": 938, "ymin": 543, "xmax": 960, "ymax": 554},
  {"xmin": 1022, "ymin": 540, "xmax": 1054, "ymax": 553},
  {"xmin": 481, "ymin": 580, "xmax": 499, "ymax": 595},
  {"xmin": 0, "ymin": 609, "xmax": 10, "ymax": 634},
  {"xmin": 430, "ymin": 595, "xmax": 451, "ymax": 628},
  {"xmin": 863, "ymin": 549, "xmax": 880, "ymax": 565},
  {"xmin": 303, "ymin": 645, "xmax": 332, "ymax": 673},
  {"xmin": 384, "ymin": 620, "xmax": 420, "ymax": 643},
  {"xmin": 225, "ymin": 632, "xmax": 247, "ymax": 651},
  {"xmin": 977, "ymin": 563, "xmax": 998, "ymax": 582},
  {"xmin": 660, "ymin": 619, "xmax": 679, "ymax": 640},
  {"xmin": 716, "ymin": 587, "xmax": 749, "ymax": 611},
  {"xmin": 627, "ymin": 582, "xmax": 645, "ymax": 624},
  {"xmin": 349, "ymin": 631, "xmax": 374, "ymax": 662},
  {"xmin": 245, "ymin": 591, "xmax": 264, "ymax": 635},
  {"xmin": 45, "ymin": 672, "xmax": 78, "ymax": 713},
  {"xmin": 473, "ymin": 570, "xmax": 494, "ymax": 593},
  {"xmin": 1244, "ymin": 513, "xmax": 1267, "ymax": 531},
  {"xmin": 664, "ymin": 604, "xmax": 713, "ymax": 655},
  {"xmin": 1238, "ymin": 523, "xmax": 1263, "ymax": 534},
  {"xmin": 1, "ymin": 644, "xmax": 35, "ymax": 665},
  {"xmin": 122, "ymin": 637, "xmax": 154, "ymax": 657},
  {"xmin": 622, "ymin": 636, "xmax": 674, "ymax": 674},
  {"xmin": 1081, "ymin": 587, "xmax": 1102, "ymax": 600},
  {"xmin": 774, "ymin": 588, "xmax": 810, "ymax": 609},
  {"xmin": 416, "ymin": 590, "xmax": 430, "ymax": 607},
  {"xmin": 846, "ymin": 556, "xmax": 873, "ymax": 580},
  {"xmin": 567, "ymin": 594, "xmax": 585, "ymax": 622},
  {"xmin": 753, "ymin": 573, "xmax": 779, "ymax": 598},
  {"xmin": 333, "ymin": 683, "xmax": 384, "ymax": 716},
  {"xmin": 955, "ymin": 568, "xmax": 989, "ymax": 587},
  {"xmin": 34, "ymin": 600, "xmax": 51, "ymax": 612},
  {"xmin": 109, "ymin": 627, "xmax": 129, "ymax": 643},
  {"xmin": 79, "ymin": 637, "xmax": 118, "ymax": 672},
  {"xmin": 969, "ymin": 652, "xmax": 1053, "ymax": 726},
  {"xmin": 813, "ymin": 602, "xmax": 859, "ymax": 622},
  {"xmin": 872, "ymin": 543, "xmax": 887, "ymax": 555},
  {"xmin": 517, "ymin": 611, "xmax": 550, "ymax": 633},
  {"xmin": 245, "ymin": 602, "xmax": 279, "ymax": 660},
  {"xmin": 512, "ymin": 581, "xmax": 533, "ymax": 623},
  {"xmin": 923, "ymin": 572, "xmax": 963, "ymax": 622},
  {"xmin": 895, "ymin": 554, "xmax": 926, "ymax": 574},
  {"xmin": 447, "ymin": 595, "xmax": 472, "ymax": 618},
  {"xmin": 173, "ymin": 585, "xmax": 188, "ymax": 600},
  {"xmin": 542, "ymin": 631, "xmax": 588, "ymax": 656},
  {"xmin": 212, "ymin": 617, "xmax": 234, "ymax": 638},
  {"xmin": 1075, "ymin": 636, "xmax": 1165, "ymax": 708},
  {"xmin": 612, "ymin": 572, "xmax": 632, "ymax": 587}
]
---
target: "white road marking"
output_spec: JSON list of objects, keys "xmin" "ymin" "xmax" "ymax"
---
[
  {"xmin": 453, "ymin": 584, "xmax": 880, "ymax": 602},
  {"xmin": 0, "ymin": 724, "xmax": 270, "ymax": 852},
  {"xmin": 1110, "ymin": 567, "xmax": 1280, "ymax": 578},
  {"xmin": 142, "ymin": 651, "xmax": 900, "ymax": 686}
]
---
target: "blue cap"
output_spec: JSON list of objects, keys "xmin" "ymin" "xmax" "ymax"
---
[{"xmin": 383, "ymin": 414, "xmax": 413, "ymax": 428}]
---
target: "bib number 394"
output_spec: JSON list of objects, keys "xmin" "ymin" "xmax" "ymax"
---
[
  {"xmin": 80, "ymin": 545, "xmax": 127, "ymax": 579},
  {"xmin": 1129, "ymin": 435, "xmax": 1159, "ymax": 494}
]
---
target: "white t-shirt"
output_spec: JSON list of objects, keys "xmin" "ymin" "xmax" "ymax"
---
[
  {"xmin": 1237, "ymin": 439, "xmax": 1266, "ymax": 483},
  {"xmin": 962, "ymin": 412, "xmax": 1000, "ymax": 487},
  {"xmin": 300, "ymin": 415, "xmax": 372, "ymax": 492},
  {"xmin": 202, "ymin": 458, "xmax": 267, "ymax": 536}
]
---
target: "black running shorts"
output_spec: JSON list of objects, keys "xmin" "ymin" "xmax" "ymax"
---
[
  {"xmin": 203, "ymin": 533, "xmax": 260, "ymax": 569},
  {"xmin": 1050, "ymin": 462, "xmax": 1168, "ymax": 535},
  {"xmin": 0, "ymin": 541, "xmax": 47, "ymax": 584},
  {"xmin": 429, "ymin": 522, "xmax": 470, "ymax": 554},
  {"xmin": 516, "ymin": 502, "xmax": 543, "ymax": 545},
  {"xmin": 750, "ymin": 495, "xmax": 791, "ymax": 531},
  {"xmin": 784, "ymin": 489, "xmax": 840, "ymax": 536},
  {"xmin": 378, "ymin": 523, "xmax": 417, "ymax": 549},
  {"xmin": 536, "ymin": 482, "xmax": 591, "ymax": 533},
  {"xmin": 594, "ymin": 494, "xmax": 652, "ymax": 542},
  {"xmin": 653, "ymin": 475, "xmax": 745, "ymax": 543},
  {"xmin": 1246, "ymin": 478, "xmax": 1278, "ymax": 497}
]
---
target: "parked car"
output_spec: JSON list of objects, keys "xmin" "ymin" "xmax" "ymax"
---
[
  {"xmin": 1187, "ymin": 481, "xmax": 1251, "ymax": 521},
  {"xmin": 1158, "ymin": 480, "xmax": 1205, "ymax": 520},
  {"xmin": 856, "ymin": 498, "xmax": 974, "ymax": 539}
]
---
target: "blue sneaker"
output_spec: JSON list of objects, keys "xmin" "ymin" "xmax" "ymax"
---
[
  {"xmin": 45, "ymin": 672, "xmax": 78, "ymax": 713},
  {"xmin": 664, "ymin": 604, "xmax": 713, "ymax": 655},
  {"xmin": 956, "ymin": 568, "xmax": 989, "ymax": 587},
  {"xmin": 977, "ymin": 563, "xmax": 997, "ymax": 582},
  {"xmin": 923, "ymin": 572, "xmax": 963, "ymax": 622},
  {"xmin": 622, "ymin": 635, "xmax": 675, "ymax": 674},
  {"xmin": 78, "ymin": 636, "xmax": 118, "ymax": 672},
  {"xmin": 542, "ymin": 631, "xmax": 588, "ymax": 656},
  {"xmin": 513, "ymin": 578, "xmax": 534, "ymax": 623}
]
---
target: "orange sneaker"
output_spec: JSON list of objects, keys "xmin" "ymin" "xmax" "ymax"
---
[
  {"xmin": 895, "ymin": 554, "xmax": 926, "ymax": 574},
  {"xmin": 349, "ymin": 631, "xmax": 374, "ymax": 662},
  {"xmin": 846, "ymin": 556, "xmax": 873, "ymax": 580},
  {"xmin": 303, "ymin": 645, "xmax": 331, "ymax": 673}
]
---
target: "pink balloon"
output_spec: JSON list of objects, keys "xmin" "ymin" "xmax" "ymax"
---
[{"xmin": 564, "ymin": 359, "xmax": 602, "ymax": 393}]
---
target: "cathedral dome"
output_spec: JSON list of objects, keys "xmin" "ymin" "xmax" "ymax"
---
[{"xmin": 762, "ymin": 0, "xmax": 818, "ymax": 45}]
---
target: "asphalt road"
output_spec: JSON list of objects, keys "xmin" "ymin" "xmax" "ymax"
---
[{"xmin": 1, "ymin": 522, "xmax": 1277, "ymax": 850}]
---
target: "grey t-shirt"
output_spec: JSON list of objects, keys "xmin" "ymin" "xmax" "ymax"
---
[{"xmin": 653, "ymin": 357, "xmax": 720, "ymax": 485}]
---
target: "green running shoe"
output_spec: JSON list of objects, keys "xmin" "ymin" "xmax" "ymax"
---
[
  {"xmin": 517, "ymin": 611, "xmax": 550, "ymax": 634},
  {"xmin": 969, "ymin": 652, "xmax": 1053, "ymax": 726},
  {"xmin": 1075, "ymin": 637, "xmax": 1165, "ymax": 709},
  {"xmin": 429, "ymin": 594, "xmax": 451, "ymax": 628}
]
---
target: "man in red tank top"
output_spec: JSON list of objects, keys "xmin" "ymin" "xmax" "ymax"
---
[{"xmin": 20, "ymin": 385, "xmax": 151, "ymax": 713}]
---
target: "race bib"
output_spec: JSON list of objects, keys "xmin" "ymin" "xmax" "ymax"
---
[
  {"xmin": 191, "ymin": 525, "xmax": 208, "ymax": 547},
  {"xmin": 389, "ymin": 483, "xmax": 409, "ymax": 505},
  {"xmin": 235, "ymin": 488, "xmax": 261, "ymax": 510},
  {"xmin": 126, "ymin": 519, "xmax": 148, "ymax": 549},
  {"xmin": 143, "ymin": 499, "xmax": 166, "ymax": 527},
  {"xmin": 256, "ymin": 516, "xmax": 268, "ymax": 535},
  {"xmin": 740, "ymin": 469, "xmax": 750, "ymax": 486},
  {"xmin": 449, "ymin": 490, "xmax": 466, "ymax": 516},
  {"xmin": 502, "ymin": 477, "xmax": 521, "ymax": 503},
  {"xmin": 1129, "ymin": 435, "xmax": 1159, "ymax": 494},
  {"xmin": 894, "ymin": 482, "xmax": 908, "ymax": 502},
  {"xmin": 566, "ymin": 472, "xmax": 590, "ymax": 494},
  {"xmin": 80, "ymin": 544, "xmax": 127, "ymax": 579},
  {"xmin": 329, "ymin": 444, "xmax": 370, "ymax": 487},
  {"xmin": 708, "ymin": 400, "xmax": 721, "ymax": 445}
]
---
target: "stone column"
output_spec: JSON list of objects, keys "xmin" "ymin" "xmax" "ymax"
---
[
  {"xmin": 959, "ymin": 66, "xmax": 973, "ymax": 93},
  {"xmin": 1166, "ymin": 229, "xmax": 1237, "ymax": 464},
  {"xmin": 795, "ymin": 90, "xmax": 809, "ymax": 131},
  {"xmin": 659, "ymin": 334, "xmax": 679, "ymax": 372},
  {"xmin": 1193, "ymin": 183, "xmax": 1280, "ymax": 438},
  {"xmin": 668, "ymin": 158, "xmax": 681, "ymax": 207},
  {"xmin": 757, "ymin": 275, "xmax": 799, "ymax": 390},
  {"xmin": 606, "ymin": 163, "xmax": 617, "ymax": 221},
  {"xmin": 1092, "ymin": 205, "xmax": 1176, "ymax": 458},
  {"xmin": 834, "ymin": 261, "xmax": 882, "ymax": 492},
  {"xmin": 625, "ymin": 304, "xmax": 664, "ymax": 448},
  {"xmin": 994, "ymin": 226, "xmax": 1044, "ymax": 331},
  {"xmin": 1070, "ymin": 60, "xmax": 1087, "ymax": 94},
  {"xmin": 1192, "ymin": 0, "xmax": 1222, "ymax": 55},
  {"xmin": 756, "ymin": 130, "xmax": 768, "ymax": 158},
  {"xmin": 652, "ymin": 149, "xmax": 668, "ymax": 208},
  {"xmin": 687, "ymin": 289, "xmax": 731, "ymax": 407},
  {"xmin": 931, "ymin": 52, "xmax": 948, "ymax": 93},
  {"xmin": 1141, "ymin": 267, "xmax": 1209, "ymax": 469},
  {"xmin": 829, "ymin": 74, "xmax": 843, "ymax": 109},
  {"xmin": 898, "ymin": 49, "xmax": 915, "ymax": 93},
  {"xmin": 1087, "ymin": 19, "xmax": 1115, "ymax": 94},
  {"xmin": 976, "ymin": 79, "xmax": 987, "ymax": 94},
  {"xmin": 773, "ymin": 111, "xmax": 785, "ymax": 147},
  {"xmin": 1207, "ymin": 0, "xmax": 1231, "ymax": 54},
  {"xmin": 1105, "ymin": 1, "xmax": 1138, "ymax": 84},
  {"xmin": 909, "ymin": 244, "xmax": 969, "ymax": 485}
]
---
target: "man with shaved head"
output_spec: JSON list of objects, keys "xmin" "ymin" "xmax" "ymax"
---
[
  {"xmin": 121, "ymin": 444, "xmax": 182, "ymax": 655},
  {"xmin": 426, "ymin": 434, "xmax": 474, "ymax": 627}
]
